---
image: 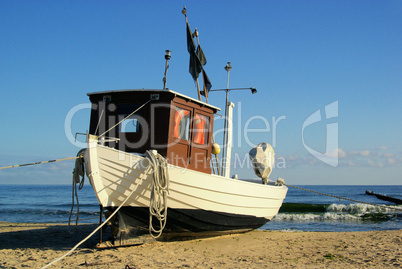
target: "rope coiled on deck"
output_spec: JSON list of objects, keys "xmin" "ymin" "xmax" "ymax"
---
[{"xmin": 144, "ymin": 150, "xmax": 170, "ymax": 238}]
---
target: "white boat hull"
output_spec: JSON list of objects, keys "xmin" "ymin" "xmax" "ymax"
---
[{"xmin": 84, "ymin": 136, "xmax": 287, "ymax": 236}]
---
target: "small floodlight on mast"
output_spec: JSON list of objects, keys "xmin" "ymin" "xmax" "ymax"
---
[{"xmin": 163, "ymin": 50, "xmax": 171, "ymax": 89}]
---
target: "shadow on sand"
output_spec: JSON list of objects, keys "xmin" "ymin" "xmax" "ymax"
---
[{"xmin": 0, "ymin": 222, "xmax": 108, "ymax": 250}]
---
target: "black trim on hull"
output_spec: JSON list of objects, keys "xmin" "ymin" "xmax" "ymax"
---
[{"xmin": 106, "ymin": 206, "xmax": 270, "ymax": 240}]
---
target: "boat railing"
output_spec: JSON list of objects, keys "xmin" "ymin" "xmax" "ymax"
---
[{"xmin": 99, "ymin": 136, "xmax": 120, "ymax": 145}]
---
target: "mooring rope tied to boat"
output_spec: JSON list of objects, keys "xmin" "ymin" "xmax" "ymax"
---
[
  {"xmin": 0, "ymin": 156, "xmax": 81, "ymax": 170},
  {"xmin": 40, "ymin": 169, "xmax": 144, "ymax": 269},
  {"xmin": 2, "ymin": 99, "xmax": 150, "ymax": 171},
  {"xmin": 285, "ymin": 184, "xmax": 402, "ymax": 211},
  {"xmin": 41, "ymin": 149, "xmax": 168, "ymax": 268}
]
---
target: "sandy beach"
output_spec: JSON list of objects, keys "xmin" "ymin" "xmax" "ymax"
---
[{"xmin": 0, "ymin": 222, "xmax": 400, "ymax": 268}]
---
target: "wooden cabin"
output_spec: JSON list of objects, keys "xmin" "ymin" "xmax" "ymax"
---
[{"xmin": 87, "ymin": 89, "xmax": 220, "ymax": 174}]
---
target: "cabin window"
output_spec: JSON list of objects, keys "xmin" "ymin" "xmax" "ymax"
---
[
  {"xmin": 118, "ymin": 104, "xmax": 141, "ymax": 133},
  {"xmin": 193, "ymin": 114, "xmax": 209, "ymax": 145},
  {"xmin": 173, "ymin": 107, "xmax": 190, "ymax": 140},
  {"xmin": 120, "ymin": 117, "xmax": 139, "ymax": 133}
]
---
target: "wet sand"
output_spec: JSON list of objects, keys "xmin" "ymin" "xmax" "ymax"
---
[{"xmin": 0, "ymin": 222, "xmax": 400, "ymax": 268}]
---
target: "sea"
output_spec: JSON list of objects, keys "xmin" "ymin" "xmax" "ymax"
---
[{"xmin": 0, "ymin": 184, "xmax": 401, "ymax": 232}]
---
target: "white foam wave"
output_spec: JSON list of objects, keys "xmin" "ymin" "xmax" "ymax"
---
[
  {"xmin": 273, "ymin": 203, "xmax": 402, "ymax": 222},
  {"xmin": 273, "ymin": 213, "xmax": 360, "ymax": 221},
  {"xmin": 327, "ymin": 203, "xmax": 401, "ymax": 214}
]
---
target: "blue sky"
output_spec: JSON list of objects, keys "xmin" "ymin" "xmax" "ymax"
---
[{"xmin": 0, "ymin": 1, "xmax": 401, "ymax": 185}]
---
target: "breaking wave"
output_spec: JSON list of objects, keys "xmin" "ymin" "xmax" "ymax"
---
[
  {"xmin": 327, "ymin": 203, "xmax": 400, "ymax": 214},
  {"xmin": 274, "ymin": 202, "xmax": 402, "ymax": 222}
]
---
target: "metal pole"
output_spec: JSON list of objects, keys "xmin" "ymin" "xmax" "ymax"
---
[
  {"xmin": 221, "ymin": 62, "xmax": 232, "ymax": 176},
  {"xmin": 99, "ymin": 205, "xmax": 103, "ymax": 244},
  {"xmin": 224, "ymin": 101, "xmax": 235, "ymax": 177},
  {"xmin": 221, "ymin": 89, "xmax": 229, "ymax": 175}
]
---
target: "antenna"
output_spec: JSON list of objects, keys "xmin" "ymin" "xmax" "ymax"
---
[{"xmin": 222, "ymin": 62, "xmax": 232, "ymax": 175}]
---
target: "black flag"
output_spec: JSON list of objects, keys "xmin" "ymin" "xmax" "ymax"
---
[
  {"xmin": 185, "ymin": 20, "xmax": 212, "ymax": 100},
  {"xmin": 187, "ymin": 23, "xmax": 202, "ymax": 80},
  {"xmin": 197, "ymin": 45, "xmax": 210, "ymax": 97},
  {"xmin": 196, "ymin": 45, "xmax": 207, "ymax": 66},
  {"xmin": 200, "ymin": 69, "xmax": 212, "ymax": 97},
  {"xmin": 186, "ymin": 22, "xmax": 196, "ymax": 53}
]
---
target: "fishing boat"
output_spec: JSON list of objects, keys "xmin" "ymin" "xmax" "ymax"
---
[{"xmin": 79, "ymin": 7, "xmax": 288, "ymax": 245}]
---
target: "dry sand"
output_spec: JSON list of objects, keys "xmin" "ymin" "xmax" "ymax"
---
[{"xmin": 0, "ymin": 222, "xmax": 400, "ymax": 268}]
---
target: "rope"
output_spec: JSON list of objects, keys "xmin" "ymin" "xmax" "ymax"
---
[
  {"xmin": 145, "ymin": 150, "xmax": 170, "ymax": 238},
  {"xmin": 0, "ymin": 156, "xmax": 79, "ymax": 170},
  {"xmin": 99, "ymin": 99, "xmax": 151, "ymax": 138},
  {"xmin": 68, "ymin": 149, "xmax": 87, "ymax": 233},
  {"xmin": 285, "ymin": 184, "xmax": 402, "ymax": 211},
  {"xmin": 1, "ymin": 99, "xmax": 150, "ymax": 170},
  {"xmin": 41, "ymin": 149, "xmax": 169, "ymax": 267},
  {"xmin": 94, "ymin": 109, "xmax": 104, "ymax": 135},
  {"xmin": 40, "ymin": 165, "xmax": 151, "ymax": 269}
]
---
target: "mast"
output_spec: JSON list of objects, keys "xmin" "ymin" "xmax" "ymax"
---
[
  {"xmin": 194, "ymin": 28, "xmax": 209, "ymax": 103},
  {"xmin": 223, "ymin": 101, "xmax": 235, "ymax": 177},
  {"xmin": 182, "ymin": 6, "xmax": 202, "ymax": 101},
  {"xmin": 221, "ymin": 62, "xmax": 232, "ymax": 176}
]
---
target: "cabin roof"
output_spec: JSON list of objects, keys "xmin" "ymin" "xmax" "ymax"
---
[{"xmin": 87, "ymin": 88, "xmax": 221, "ymax": 112}]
